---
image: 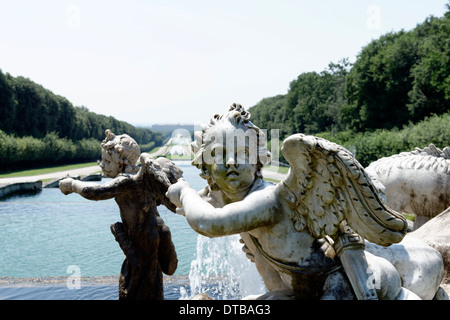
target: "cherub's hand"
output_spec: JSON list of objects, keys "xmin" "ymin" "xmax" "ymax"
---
[
  {"xmin": 138, "ymin": 153, "xmax": 169, "ymax": 184},
  {"xmin": 166, "ymin": 178, "xmax": 190, "ymax": 214},
  {"xmin": 59, "ymin": 178, "xmax": 74, "ymax": 195}
]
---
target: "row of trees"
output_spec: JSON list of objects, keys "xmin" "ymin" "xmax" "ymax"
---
[
  {"xmin": 249, "ymin": 8, "xmax": 449, "ymax": 166},
  {"xmin": 251, "ymin": 60, "xmax": 351, "ymax": 138},
  {"xmin": 0, "ymin": 70, "xmax": 164, "ymax": 171},
  {"xmin": 0, "ymin": 131, "xmax": 101, "ymax": 170},
  {"xmin": 0, "ymin": 71, "xmax": 164, "ymax": 145}
]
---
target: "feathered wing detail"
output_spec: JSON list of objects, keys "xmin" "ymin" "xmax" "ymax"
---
[{"xmin": 280, "ymin": 134, "xmax": 407, "ymax": 246}]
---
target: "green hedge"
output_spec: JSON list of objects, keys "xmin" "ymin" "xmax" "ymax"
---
[
  {"xmin": 0, "ymin": 131, "xmax": 102, "ymax": 172},
  {"xmin": 317, "ymin": 112, "xmax": 449, "ymax": 167}
]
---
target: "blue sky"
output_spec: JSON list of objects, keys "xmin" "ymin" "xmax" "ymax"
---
[{"xmin": 0, "ymin": 0, "xmax": 448, "ymax": 126}]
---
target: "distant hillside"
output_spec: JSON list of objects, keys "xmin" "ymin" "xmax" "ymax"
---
[{"xmin": 0, "ymin": 70, "xmax": 163, "ymax": 171}]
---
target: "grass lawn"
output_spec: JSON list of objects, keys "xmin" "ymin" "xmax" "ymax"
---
[
  {"xmin": 263, "ymin": 164, "xmax": 290, "ymax": 174},
  {"xmin": 0, "ymin": 162, "xmax": 99, "ymax": 178}
]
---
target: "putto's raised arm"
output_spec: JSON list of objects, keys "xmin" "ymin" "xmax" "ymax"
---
[
  {"xmin": 59, "ymin": 175, "xmax": 139, "ymax": 200},
  {"xmin": 167, "ymin": 179, "xmax": 280, "ymax": 237}
]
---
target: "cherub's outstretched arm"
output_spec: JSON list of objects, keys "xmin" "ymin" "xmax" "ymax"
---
[
  {"xmin": 59, "ymin": 174, "xmax": 139, "ymax": 200},
  {"xmin": 167, "ymin": 180, "xmax": 281, "ymax": 237}
]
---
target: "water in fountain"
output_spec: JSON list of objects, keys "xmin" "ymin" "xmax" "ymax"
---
[{"xmin": 179, "ymin": 234, "xmax": 267, "ymax": 300}]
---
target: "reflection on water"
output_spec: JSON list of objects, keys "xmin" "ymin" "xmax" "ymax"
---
[
  {"xmin": 0, "ymin": 277, "xmax": 226, "ymax": 300},
  {"xmin": 0, "ymin": 284, "xmax": 119, "ymax": 300},
  {"xmin": 0, "ymin": 275, "xmax": 194, "ymax": 300}
]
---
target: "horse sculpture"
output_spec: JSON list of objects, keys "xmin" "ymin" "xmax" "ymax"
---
[{"xmin": 366, "ymin": 144, "xmax": 450, "ymax": 229}]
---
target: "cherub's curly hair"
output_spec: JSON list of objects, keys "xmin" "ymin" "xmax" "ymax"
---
[
  {"xmin": 101, "ymin": 129, "xmax": 140, "ymax": 174},
  {"xmin": 191, "ymin": 103, "xmax": 271, "ymax": 187}
]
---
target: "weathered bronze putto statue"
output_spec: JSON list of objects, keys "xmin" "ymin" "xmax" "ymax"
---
[{"xmin": 60, "ymin": 129, "xmax": 182, "ymax": 300}]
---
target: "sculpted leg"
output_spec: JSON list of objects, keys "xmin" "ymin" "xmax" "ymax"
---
[
  {"xmin": 365, "ymin": 252, "xmax": 406, "ymax": 300},
  {"xmin": 158, "ymin": 220, "xmax": 178, "ymax": 275},
  {"xmin": 365, "ymin": 235, "xmax": 444, "ymax": 299},
  {"xmin": 365, "ymin": 251, "xmax": 429, "ymax": 300},
  {"xmin": 395, "ymin": 288, "xmax": 422, "ymax": 300},
  {"xmin": 321, "ymin": 271, "xmax": 355, "ymax": 300},
  {"xmin": 110, "ymin": 222, "xmax": 141, "ymax": 269}
]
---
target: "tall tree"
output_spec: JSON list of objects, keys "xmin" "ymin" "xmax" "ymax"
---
[{"xmin": 346, "ymin": 11, "xmax": 449, "ymax": 131}]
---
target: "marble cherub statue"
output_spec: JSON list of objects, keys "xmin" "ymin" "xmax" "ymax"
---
[
  {"xmin": 166, "ymin": 104, "xmax": 446, "ymax": 300},
  {"xmin": 59, "ymin": 129, "xmax": 182, "ymax": 300}
]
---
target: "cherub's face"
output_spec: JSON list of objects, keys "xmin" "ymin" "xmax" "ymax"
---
[
  {"xmin": 100, "ymin": 148, "xmax": 121, "ymax": 178},
  {"xmin": 205, "ymin": 123, "xmax": 258, "ymax": 199}
]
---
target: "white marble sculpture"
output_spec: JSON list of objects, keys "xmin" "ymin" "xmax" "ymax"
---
[
  {"xmin": 411, "ymin": 207, "xmax": 450, "ymax": 297},
  {"xmin": 166, "ymin": 103, "xmax": 447, "ymax": 300},
  {"xmin": 366, "ymin": 144, "xmax": 450, "ymax": 229}
]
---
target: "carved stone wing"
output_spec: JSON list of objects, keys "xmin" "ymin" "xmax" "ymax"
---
[{"xmin": 280, "ymin": 134, "xmax": 407, "ymax": 246}]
